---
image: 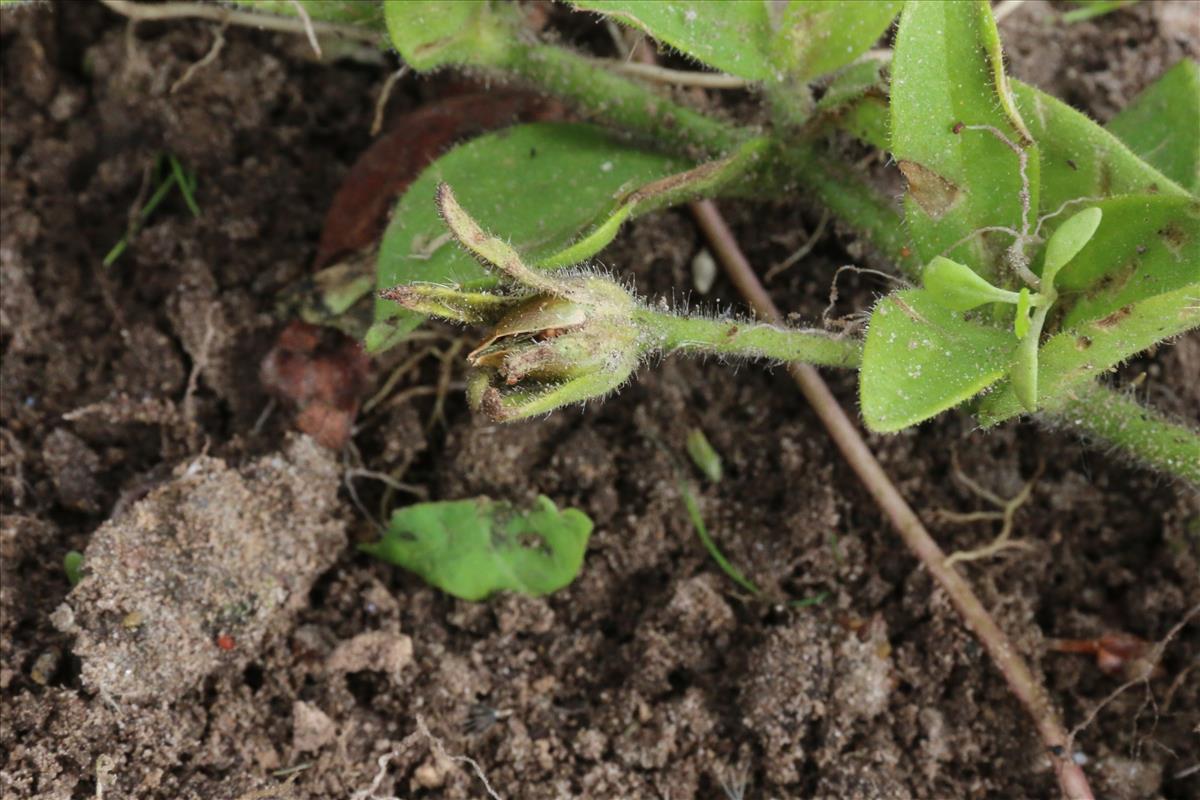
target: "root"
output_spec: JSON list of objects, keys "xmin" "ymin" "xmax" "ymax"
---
[
  {"xmin": 765, "ymin": 207, "xmax": 830, "ymax": 282},
  {"xmin": 170, "ymin": 22, "xmax": 226, "ymax": 94},
  {"xmin": 941, "ymin": 452, "xmax": 1043, "ymax": 567},
  {"xmin": 348, "ymin": 716, "xmax": 502, "ymax": 800},
  {"xmin": 1066, "ymin": 604, "xmax": 1200, "ymax": 753}
]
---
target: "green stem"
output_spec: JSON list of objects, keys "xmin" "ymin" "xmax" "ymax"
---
[
  {"xmin": 635, "ymin": 308, "xmax": 862, "ymax": 368},
  {"xmin": 489, "ymin": 32, "xmax": 918, "ymax": 274},
  {"xmin": 1046, "ymin": 384, "xmax": 1200, "ymax": 485},
  {"xmin": 499, "ymin": 39, "xmax": 744, "ymax": 156}
]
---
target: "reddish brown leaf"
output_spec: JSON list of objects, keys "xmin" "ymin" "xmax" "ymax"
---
[
  {"xmin": 315, "ymin": 91, "xmax": 565, "ymax": 268},
  {"xmin": 260, "ymin": 321, "xmax": 372, "ymax": 450}
]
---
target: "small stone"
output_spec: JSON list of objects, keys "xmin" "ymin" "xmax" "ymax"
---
[
  {"xmin": 327, "ymin": 630, "xmax": 413, "ymax": 682},
  {"xmin": 292, "ymin": 701, "xmax": 336, "ymax": 753}
]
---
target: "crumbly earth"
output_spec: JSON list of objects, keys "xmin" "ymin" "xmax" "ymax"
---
[{"xmin": 1, "ymin": 2, "xmax": 1198, "ymax": 800}]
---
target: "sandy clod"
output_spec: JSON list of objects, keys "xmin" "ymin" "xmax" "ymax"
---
[{"xmin": 55, "ymin": 436, "xmax": 344, "ymax": 702}]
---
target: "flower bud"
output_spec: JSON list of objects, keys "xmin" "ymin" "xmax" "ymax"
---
[{"xmin": 382, "ymin": 184, "xmax": 644, "ymax": 421}]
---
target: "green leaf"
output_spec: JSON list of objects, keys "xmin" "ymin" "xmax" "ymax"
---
[
  {"xmin": 1106, "ymin": 59, "xmax": 1200, "ymax": 194},
  {"xmin": 977, "ymin": 281, "xmax": 1200, "ymax": 424},
  {"xmin": 369, "ymin": 122, "xmax": 687, "ymax": 352},
  {"xmin": 572, "ymin": 1, "xmax": 899, "ymax": 83},
  {"xmin": 1051, "ymin": 195, "xmax": 1200, "ymax": 327},
  {"xmin": 1012, "ymin": 79, "xmax": 1189, "ymax": 213},
  {"xmin": 1042, "ymin": 206, "xmax": 1102, "ymax": 285},
  {"xmin": 891, "ymin": 0, "xmax": 1039, "ymax": 282},
  {"xmin": 861, "ymin": 289, "xmax": 1016, "ymax": 432},
  {"xmin": 685, "ymin": 429, "xmax": 722, "ymax": 483},
  {"xmin": 538, "ymin": 137, "xmax": 769, "ymax": 269},
  {"xmin": 363, "ymin": 496, "xmax": 593, "ymax": 601},
  {"xmin": 573, "ymin": 0, "xmax": 775, "ymax": 80},
  {"xmin": 773, "ymin": 1, "xmax": 901, "ymax": 84},
  {"xmin": 64, "ymin": 551, "xmax": 84, "ymax": 586},
  {"xmin": 383, "ymin": 0, "xmax": 514, "ymax": 70},
  {"xmin": 923, "ymin": 256, "xmax": 1021, "ymax": 311},
  {"xmin": 815, "ymin": 59, "xmax": 888, "ymax": 114}
]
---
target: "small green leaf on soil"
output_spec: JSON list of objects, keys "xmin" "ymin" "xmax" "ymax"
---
[
  {"xmin": 362, "ymin": 496, "xmax": 594, "ymax": 601},
  {"xmin": 64, "ymin": 550, "xmax": 84, "ymax": 586}
]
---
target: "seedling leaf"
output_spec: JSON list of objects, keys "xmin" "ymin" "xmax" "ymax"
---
[
  {"xmin": 1106, "ymin": 59, "xmax": 1200, "ymax": 194},
  {"xmin": 1042, "ymin": 206, "xmax": 1102, "ymax": 285},
  {"xmin": 861, "ymin": 289, "xmax": 1015, "ymax": 432},
  {"xmin": 923, "ymin": 256, "xmax": 1021, "ymax": 311},
  {"xmin": 362, "ymin": 496, "xmax": 593, "ymax": 601},
  {"xmin": 369, "ymin": 122, "xmax": 686, "ymax": 352},
  {"xmin": 891, "ymin": 0, "xmax": 1039, "ymax": 279},
  {"xmin": 977, "ymin": 281, "xmax": 1200, "ymax": 424}
]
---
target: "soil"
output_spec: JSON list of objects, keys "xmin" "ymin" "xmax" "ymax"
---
[{"xmin": 1, "ymin": 2, "xmax": 1198, "ymax": 799}]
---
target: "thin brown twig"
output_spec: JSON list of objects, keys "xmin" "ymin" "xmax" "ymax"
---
[{"xmin": 688, "ymin": 198, "xmax": 1095, "ymax": 800}]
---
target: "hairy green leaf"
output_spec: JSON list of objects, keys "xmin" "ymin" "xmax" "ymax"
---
[
  {"xmin": 573, "ymin": 0, "xmax": 775, "ymax": 79},
  {"xmin": 383, "ymin": 0, "xmax": 514, "ymax": 70},
  {"xmin": 1012, "ymin": 79, "xmax": 1188, "ymax": 213},
  {"xmin": 1051, "ymin": 195, "xmax": 1200, "ymax": 327},
  {"xmin": 773, "ymin": 1, "xmax": 901, "ymax": 84},
  {"xmin": 891, "ymin": 0, "xmax": 1039, "ymax": 282},
  {"xmin": 861, "ymin": 289, "xmax": 1015, "ymax": 432},
  {"xmin": 573, "ymin": 1, "xmax": 898, "ymax": 83},
  {"xmin": 1106, "ymin": 59, "xmax": 1200, "ymax": 194},
  {"xmin": 977, "ymin": 281, "xmax": 1200, "ymax": 424},
  {"xmin": 363, "ymin": 496, "xmax": 593, "ymax": 601},
  {"xmin": 369, "ymin": 123, "xmax": 686, "ymax": 352}
]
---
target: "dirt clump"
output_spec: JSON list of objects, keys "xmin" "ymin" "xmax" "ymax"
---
[{"xmin": 53, "ymin": 435, "xmax": 345, "ymax": 702}]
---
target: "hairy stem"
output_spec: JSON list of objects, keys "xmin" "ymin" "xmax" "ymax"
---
[
  {"xmin": 498, "ymin": 39, "xmax": 743, "ymax": 156},
  {"xmin": 1046, "ymin": 383, "xmax": 1200, "ymax": 485},
  {"xmin": 634, "ymin": 308, "xmax": 861, "ymax": 368}
]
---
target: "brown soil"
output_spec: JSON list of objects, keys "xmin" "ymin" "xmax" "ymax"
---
[{"xmin": 2, "ymin": 2, "xmax": 1197, "ymax": 799}]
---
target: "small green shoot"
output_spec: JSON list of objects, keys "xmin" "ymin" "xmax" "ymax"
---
[
  {"xmin": 1061, "ymin": 0, "xmax": 1138, "ymax": 24},
  {"xmin": 678, "ymin": 481, "xmax": 762, "ymax": 598},
  {"xmin": 64, "ymin": 550, "xmax": 84, "ymax": 586},
  {"xmin": 685, "ymin": 429, "xmax": 723, "ymax": 484},
  {"xmin": 104, "ymin": 155, "xmax": 199, "ymax": 267},
  {"xmin": 362, "ymin": 496, "xmax": 593, "ymax": 601}
]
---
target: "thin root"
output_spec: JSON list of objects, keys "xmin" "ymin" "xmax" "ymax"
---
[
  {"xmin": 764, "ymin": 207, "xmax": 830, "ymax": 282},
  {"xmin": 942, "ymin": 452, "xmax": 1044, "ymax": 567},
  {"xmin": 170, "ymin": 23, "xmax": 226, "ymax": 94}
]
